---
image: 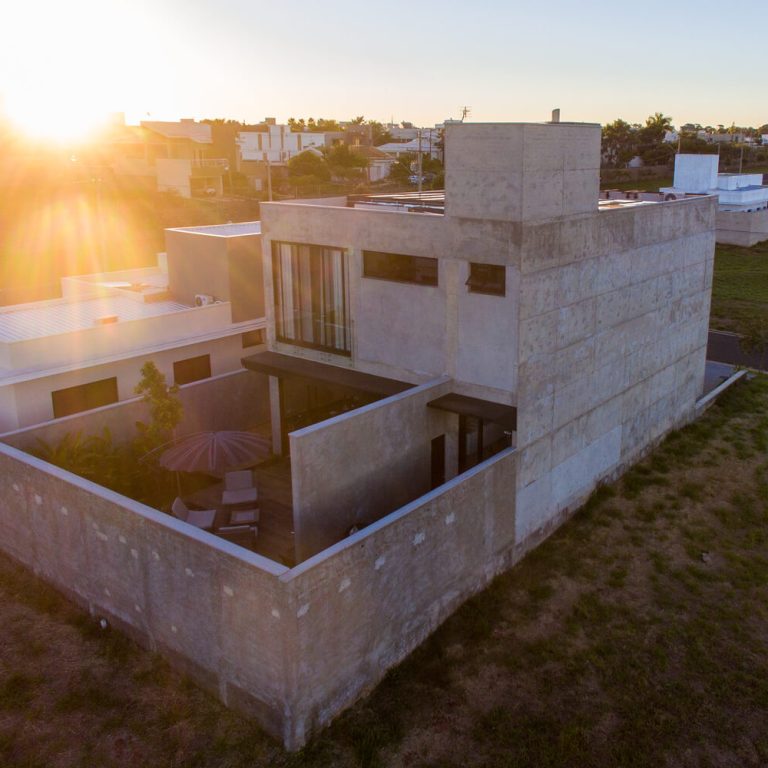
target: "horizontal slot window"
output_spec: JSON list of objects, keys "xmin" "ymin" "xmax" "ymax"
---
[
  {"xmin": 174, "ymin": 354, "xmax": 212, "ymax": 386},
  {"xmin": 363, "ymin": 250, "xmax": 438, "ymax": 286},
  {"xmin": 52, "ymin": 377, "xmax": 118, "ymax": 418}
]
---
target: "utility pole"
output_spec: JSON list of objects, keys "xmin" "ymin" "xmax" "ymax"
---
[{"xmin": 417, "ymin": 129, "xmax": 423, "ymax": 195}]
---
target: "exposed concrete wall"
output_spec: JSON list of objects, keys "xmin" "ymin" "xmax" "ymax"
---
[
  {"xmin": 289, "ymin": 378, "xmax": 455, "ymax": 561},
  {"xmin": 281, "ymin": 446, "xmax": 517, "ymax": 747},
  {"xmin": 1, "ymin": 335, "xmax": 260, "ymax": 433},
  {"xmin": 456, "ymin": 260, "xmax": 519, "ymax": 394},
  {"xmin": 166, "ymin": 230, "xmax": 230, "ymax": 305},
  {"xmin": 0, "ymin": 443, "xmax": 291, "ymax": 742},
  {"xmin": 2, "ymin": 369, "xmax": 270, "ymax": 451},
  {"xmin": 515, "ymin": 197, "xmax": 716, "ymax": 540},
  {"xmin": 356, "ymin": 261, "xmax": 450, "ymax": 377},
  {"xmin": 261, "ymin": 202, "xmax": 521, "ymax": 399},
  {"xmin": 0, "ymin": 429, "xmax": 518, "ymax": 751},
  {"xmin": 444, "ymin": 123, "xmax": 601, "ymax": 222},
  {"xmin": 716, "ymin": 208, "xmax": 768, "ymax": 247},
  {"xmin": 227, "ymin": 236, "xmax": 265, "ymax": 322}
]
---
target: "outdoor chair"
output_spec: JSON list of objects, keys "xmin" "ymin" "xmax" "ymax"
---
[
  {"xmin": 171, "ymin": 497, "xmax": 217, "ymax": 531},
  {"xmin": 222, "ymin": 470, "xmax": 259, "ymax": 506},
  {"xmin": 216, "ymin": 524, "xmax": 258, "ymax": 549},
  {"xmin": 228, "ymin": 506, "xmax": 260, "ymax": 526}
]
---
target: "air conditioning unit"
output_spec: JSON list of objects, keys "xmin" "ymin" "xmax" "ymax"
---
[{"xmin": 194, "ymin": 294, "xmax": 215, "ymax": 307}]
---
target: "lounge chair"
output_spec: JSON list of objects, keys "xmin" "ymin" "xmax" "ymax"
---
[
  {"xmin": 217, "ymin": 524, "xmax": 258, "ymax": 548},
  {"xmin": 222, "ymin": 470, "xmax": 259, "ymax": 506},
  {"xmin": 228, "ymin": 507, "xmax": 260, "ymax": 526},
  {"xmin": 171, "ymin": 497, "xmax": 217, "ymax": 531}
]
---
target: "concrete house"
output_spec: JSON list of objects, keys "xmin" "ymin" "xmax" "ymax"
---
[
  {"xmin": 246, "ymin": 121, "xmax": 715, "ymax": 563},
  {"xmin": 0, "ymin": 122, "xmax": 716, "ymax": 750},
  {"xmin": 0, "ymin": 222, "xmax": 265, "ymax": 432}
]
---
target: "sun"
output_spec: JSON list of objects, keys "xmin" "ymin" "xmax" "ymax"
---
[{"xmin": 5, "ymin": 90, "xmax": 109, "ymax": 145}]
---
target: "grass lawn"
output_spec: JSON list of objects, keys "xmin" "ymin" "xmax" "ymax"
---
[
  {"xmin": 711, "ymin": 240, "xmax": 768, "ymax": 335},
  {"xmin": 2, "ymin": 377, "xmax": 768, "ymax": 767}
]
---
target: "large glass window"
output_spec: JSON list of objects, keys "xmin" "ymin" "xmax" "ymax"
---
[{"xmin": 272, "ymin": 242, "xmax": 350, "ymax": 355}]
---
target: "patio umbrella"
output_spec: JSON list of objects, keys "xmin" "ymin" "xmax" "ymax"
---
[{"xmin": 158, "ymin": 431, "xmax": 271, "ymax": 477}]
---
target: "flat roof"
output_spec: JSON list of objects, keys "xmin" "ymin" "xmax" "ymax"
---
[
  {"xmin": 428, "ymin": 393, "xmax": 517, "ymax": 432},
  {"xmin": 0, "ymin": 296, "xmax": 190, "ymax": 343},
  {"xmin": 242, "ymin": 351, "xmax": 413, "ymax": 397},
  {"xmin": 167, "ymin": 221, "xmax": 261, "ymax": 237}
]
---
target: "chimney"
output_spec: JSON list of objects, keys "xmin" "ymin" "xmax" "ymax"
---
[{"xmin": 551, "ymin": 108, "xmax": 561, "ymax": 124}]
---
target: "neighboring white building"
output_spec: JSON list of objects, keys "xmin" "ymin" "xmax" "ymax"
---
[
  {"xmin": 378, "ymin": 134, "xmax": 441, "ymax": 160},
  {"xmin": 660, "ymin": 154, "xmax": 768, "ymax": 212},
  {"xmin": 237, "ymin": 125, "xmax": 332, "ymax": 166},
  {"xmin": 0, "ymin": 223, "xmax": 266, "ymax": 432},
  {"xmin": 661, "ymin": 154, "xmax": 768, "ymax": 245}
]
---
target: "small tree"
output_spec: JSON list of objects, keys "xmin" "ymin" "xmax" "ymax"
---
[{"xmin": 134, "ymin": 361, "xmax": 183, "ymax": 453}]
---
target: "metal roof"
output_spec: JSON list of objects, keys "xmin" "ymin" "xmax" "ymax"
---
[
  {"xmin": 0, "ymin": 296, "xmax": 190, "ymax": 343},
  {"xmin": 167, "ymin": 221, "xmax": 261, "ymax": 237},
  {"xmin": 140, "ymin": 120, "xmax": 212, "ymax": 144}
]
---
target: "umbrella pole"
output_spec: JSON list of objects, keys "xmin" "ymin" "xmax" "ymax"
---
[{"xmin": 175, "ymin": 470, "xmax": 182, "ymax": 498}]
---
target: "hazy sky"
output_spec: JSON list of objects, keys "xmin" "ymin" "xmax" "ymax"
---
[{"xmin": 2, "ymin": 0, "xmax": 766, "ymax": 138}]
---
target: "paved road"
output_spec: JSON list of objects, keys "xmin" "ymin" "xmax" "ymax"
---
[{"xmin": 707, "ymin": 330, "xmax": 768, "ymax": 372}]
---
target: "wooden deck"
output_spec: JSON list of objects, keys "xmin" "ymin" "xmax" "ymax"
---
[
  {"xmin": 251, "ymin": 458, "xmax": 294, "ymax": 566},
  {"xmin": 184, "ymin": 456, "xmax": 295, "ymax": 567}
]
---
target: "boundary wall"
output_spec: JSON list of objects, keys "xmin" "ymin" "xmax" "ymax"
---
[
  {"xmin": 0, "ymin": 434, "xmax": 516, "ymax": 750},
  {"xmin": 289, "ymin": 377, "xmax": 456, "ymax": 560}
]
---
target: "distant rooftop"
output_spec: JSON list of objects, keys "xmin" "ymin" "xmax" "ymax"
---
[
  {"xmin": 0, "ymin": 296, "xmax": 190, "ymax": 343},
  {"xmin": 167, "ymin": 221, "xmax": 262, "ymax": 237},
  {"xmin": 347, "ymin": 191, "xmax": 446, "ymax": 214},
  {"xmin": 140, "ymin": 120, "xmax": 212, "ymax": 144}
]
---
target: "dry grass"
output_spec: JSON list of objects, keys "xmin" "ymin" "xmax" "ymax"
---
[{"xmin": 2, "ymin": 376, "xmax": 768, "ymax": 767}]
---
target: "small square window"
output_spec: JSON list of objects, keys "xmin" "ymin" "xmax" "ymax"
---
[{"xmin": 466, "ymin": 263, "xmax": 505, "ymax": 296}]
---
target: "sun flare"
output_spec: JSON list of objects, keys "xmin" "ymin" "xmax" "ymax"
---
[{"xmin": 5, "ymin": 90, "xmax": 110, "ymax": 145}]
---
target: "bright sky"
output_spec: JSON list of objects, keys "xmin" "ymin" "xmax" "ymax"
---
[{"xmin": 1, "ymin": 0, "xmax": 765, "ymax": 141}]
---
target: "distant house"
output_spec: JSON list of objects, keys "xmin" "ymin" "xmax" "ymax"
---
[
  {"xmin": 661, "ymin": 154, "xmax": 768, "ymax": 245},
  {"xmin": 108, "ymin": 118, "xmax": 228, "ymax": 197},
  {"xmin": 237, "ymin": 122, "xmax": 338, "ymax": 192},
  {"xmin": 378, "ymin": 135, "xmax": 441, "ymax": 160},
  {"xmin": 0, "ymin": 222, "xmax": 265, "ymax": 432}
]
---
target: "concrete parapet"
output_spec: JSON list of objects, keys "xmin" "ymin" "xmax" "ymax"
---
[{"xmin": 444, "ymin": 123, "xmax": 601, "ymax": 222}]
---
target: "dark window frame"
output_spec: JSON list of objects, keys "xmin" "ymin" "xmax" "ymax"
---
[
  {"xmin": 271, "ymin": 241, "xmax": 351, "ymax": 357},
  {"xmin": 466, "ymin": 262, "xmax": 506, "ymax": 297},
  {"xmin": 51, "ymin": 377, "xmax": 119, "ymax": 419},
  {"xmin": 173, "ymin": 354, "xmax": 212, "ymax": 386},
  {"xmin": 362, "ymin": 250, "xmax": 438, "ymax": 287}
]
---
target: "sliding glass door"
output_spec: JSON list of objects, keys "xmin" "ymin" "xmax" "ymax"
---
[{"xmin": 272, "ymin": 242, "xmax": 350, "ymax": 355}]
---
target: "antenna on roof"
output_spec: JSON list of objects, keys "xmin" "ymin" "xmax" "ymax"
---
[{"xmin": 460, "ymin": 106, "xmax": 471, "ymax": 122}]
